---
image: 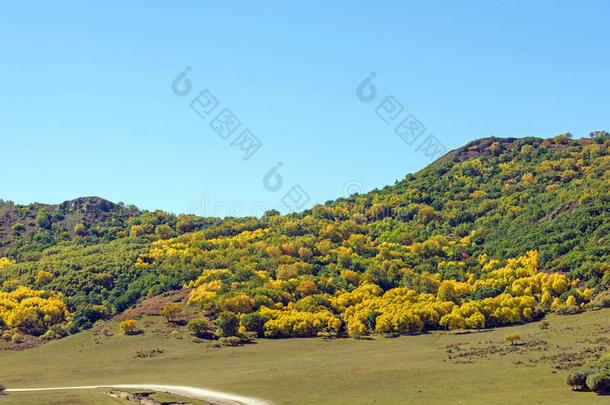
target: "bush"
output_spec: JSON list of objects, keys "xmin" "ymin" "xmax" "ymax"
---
[
  {"xmin": 155, "ymin": 225, "xmax": 175, "ymax": 240},
  {"xmin": 11, "ymin": 333, "xmax": 24, "ymax": 343},
  {"xmin": 567, "ymin": 367, "xmax": 595, "ymax": 391},
  {"xmin": 555, "ymin": 305, "xmax": 582, "ymax": 315},
  {"xmin": 41, "ymin": 330, "xmax": 57, "ymax": 340},
  {"xmin": 160, "ymin": 303, "xmax": 181, "ymax": 322},
  {"xmin": 504, "ymin": 333, "xmax": 521, "ymax": 345},
  {"xmin": 49, "ymin": 324, "xmax": 68, "ymax": 338},
  {"xmin": 216, "ymin": 311, "xmax": 239, "ymax": 337},
  {"xmin": 218, "ymin": 336, "xmax": 242, "ymax": 346},
  {"xmin": 36, "ymin": 211, "xmax": 52, "ymax": 229},
  {"xmin": 586, "ymin": 373, "xmax": 610, "ymax": 394},
  {"xmin": 240, "ymin": 312, "xmax": 269, "ymax": 337},
  {"xmin": 100, "ymin": 327, "xmax": 112, "ymax": 337},
  {"xmin": 71, "ymin": 304, "xmax": 109, "ymax": 330},
  {"xmin": 35, "ymin": 270, "xmax": 53, "ymax": 285},
  {"xmin": 591, "ymin": 292, "xmax": 610, "ymax": 309},
  {"xmin": 12, "ymin": 223, "xmax": 25, "ymax": 235},
  {"xmin": 120, "ymin": 320, "xmax": 139, "ymax": 335},
  {"xmin": 186, "ymin": 318, "xmax": 210, "ymax": 338}
]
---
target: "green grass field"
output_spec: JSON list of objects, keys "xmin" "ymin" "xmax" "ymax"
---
[{"xmin": 1, "ymin": 309, "xmax": 609, "ymax": 405}]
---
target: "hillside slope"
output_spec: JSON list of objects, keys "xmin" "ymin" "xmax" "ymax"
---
[
  {"xmin": 0, "ymin": 197, "xmax": 138, "ymax": 257},
  {"xmin": 0, "ymin": 134, "xmax": 608, "ymax": 342}
]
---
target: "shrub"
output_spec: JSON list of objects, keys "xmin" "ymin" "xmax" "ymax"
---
[
  {"xmin": 555, "ymin": 305, "xmax": 582, "ymax": 315},
  {"xmin": 120, "ymin": 320, "xmax": 139, "ymax": 335},
  {"xmin": 49, "ymin": 324, "xmax": 68, "ymax": 338},
  {"xmin": 218, "ymin": 336, "xmax": 242, "ymax": 346},
  {"xmin": 567, "ymin": 367, "xmax": 595, "ymax": 391},
  {"xmin": 160, "ymin": 303, "xmax": 181, "ymax": 322},
  {"xmin": 12, "ymin": 223, "xmax": 25, "ymax": 235},
  {"xmin": 297, "ymin": 280, "xmax": 318, "ymax": 297},
  {"xmin": 71, "ymin": 304, "xmax": 109, "ymax": 331},
  {"xmin": 100, "ymin": 327, "xmax": 112, "ymax": 337},
  {"xmin": 41, "ymin": 330, "xmax": 57, "ymax": 340},
  {"xmin": 35, "ymin": 270, "xmax": 53, "ymax": 285},
  {"xmin": 586, "ymin": 373, "xmax": 610, "ymax": 394},
  {"xmin": 36, "ymin": 210, "xmax": 52, "ymax": 229},
  {"xmin": 73, "ymin": 223, "xmax": 87, "ymax": 236},
  {"xmin": 216, "ymin": 311, "xmax": 239, "ymax": 337},
  {"xmin": 253, "ymin": 295, "xmax": 274, "ymax": 309},
  {"xmin": 186, "ymin": 318, "xmax": 210, "ymax": 338},
  {"xmin": 591, "ymin": 292, "xmax": 610, "ymax": 309},
  {"xmin": 11, "ymin": 333, "xmax": 24, "ymax": 343},
  {"xmin": 223, "ymin": 295, "xmax": 255, "ymax": 314},
  {"xmin": 240, "ymin": 312, "xmax": 270, "ymax": 337},
  {"xmin": 504, "ymin": 333, "xmax": 521, "ymax": 345},
  {"xmin": 538, "ymin": 320, "xmax": 550, "ymax": 330},
  {"xmin": 155, "ymin": 225, "xmax": 175, "ymax": 240}
]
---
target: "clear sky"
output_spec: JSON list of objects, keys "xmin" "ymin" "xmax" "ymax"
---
[{"xmin": 1, "ymin": 1, "xmax": 609, "ymax": 216}]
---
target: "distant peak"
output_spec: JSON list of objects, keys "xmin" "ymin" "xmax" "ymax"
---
[{"xmin": 59, "ymin": 197, "xmax": 121, "ymax": 213}]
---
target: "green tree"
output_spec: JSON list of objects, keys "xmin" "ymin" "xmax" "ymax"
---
[
  {"xmin": 176, "ymin": 218, "xmax": 194, "ymax": 234},
  {"xmin": 186, "ymin": 318, "xmax": 210, "ymax": 338},
  {"xmin": 155, "ymin": 225, "xmax": 175, "ymax": 240},
  {"xmin": 240, "ymin": 312, "xmax": 270, "ymax": 337},
  {"xmin": 36, "ymin": 210, "xmax": 52, "ymax": 229},
  {"xmin": 12, "ymin": 223, "xmax": 25, "ymax": 235},
  {"xmin": 589, "ymin": 130, "xmax": 609, "ymax": 139},
  {"xmin": 216, "ymin": 311, "xmax": 239, "ymax": 337}
]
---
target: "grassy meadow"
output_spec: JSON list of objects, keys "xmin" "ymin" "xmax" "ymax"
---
[{"xmin": 1, "ymin": 308, "xmax": 609, "ymax": 404}]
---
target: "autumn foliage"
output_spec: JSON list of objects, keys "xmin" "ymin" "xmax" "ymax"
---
[{"xmin": 0, "ymin": 286, "xmax": 69, "ymax": 336}]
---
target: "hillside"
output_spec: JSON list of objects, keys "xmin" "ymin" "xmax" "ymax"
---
[
  {"xmin": 0, "ymin": 133, "xmax": 609, "ymax": 344},
  {"xmin": 0, "ymin": 197, "xmax": 138, "ymax": 257}
]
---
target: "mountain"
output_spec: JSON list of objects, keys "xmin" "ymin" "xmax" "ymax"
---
[{"xmin": 0, "ymin": 133, "xmax": 608, "ymax": 342}]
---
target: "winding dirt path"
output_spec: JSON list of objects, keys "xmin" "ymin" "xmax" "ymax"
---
[{"xmin": 6, "ymin": 384, "xmax": 273, "ymax": 405}]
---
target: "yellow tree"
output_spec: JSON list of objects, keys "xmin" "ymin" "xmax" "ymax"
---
[
  {"xmin": 437, "ymin": 281, "xmax": 459, "ymax": 303},
  {"xmin": 297, "ymin": 280, "xmax": 318, "ymax": 297},
  {"xmin": 0, "ymin": 257, "xmax": 16, "ymax": 269},
  {"xmin": 565, "ymin": 295, "xmax": 577, "ymax": 306},
  {"xmin": 160, "ymin": 303, "xmax": 181, "ymax": 322},
  {"xmin": 223, "ymin": 295, "xmax": 255, "ymax": 314},
  {"xmin": 35, "ymin": 271, "xmax": 53, "ymax": 285},
  {"xmin": 439, "ymin": 313, "xmax": 466, "ymax": 331},
  {"xmin": 120, "ymin": 320, "xmax": 139, "ymax": 335}
]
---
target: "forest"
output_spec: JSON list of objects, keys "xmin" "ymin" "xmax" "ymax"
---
[{"xmin": 0, "ymin": 133, "xmax": 608, "ymax": 342}]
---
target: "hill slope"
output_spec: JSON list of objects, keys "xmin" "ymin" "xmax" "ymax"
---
[
  {"xmin": 0, "ymin": 134, "xmax": 608, "ymax": 342},
  {"xmin": 0, "ymin": 197, "xmax": 137, "ymax": 257}
]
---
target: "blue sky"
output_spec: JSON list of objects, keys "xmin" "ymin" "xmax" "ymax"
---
[{"xmin": 1, "ymin": 1, "xmax": 609, "ymax": 216}]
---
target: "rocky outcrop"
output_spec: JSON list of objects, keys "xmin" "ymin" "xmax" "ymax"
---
[{"xmin": 59, "ymin": 197, "xmax": 121, "ymax": 214}]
